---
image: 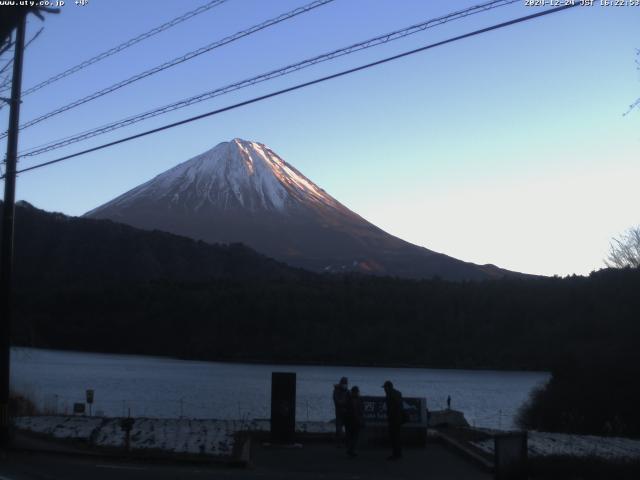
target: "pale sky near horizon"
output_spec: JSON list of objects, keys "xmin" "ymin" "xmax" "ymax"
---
[{"xmin": 1, "ymin": 0, "xmax": 638, "ymax": 277}]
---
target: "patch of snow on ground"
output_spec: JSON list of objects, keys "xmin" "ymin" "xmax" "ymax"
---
[
  {"xmin": 123, "ymin": 419, "xmax": 236, "ymax": 456},
  {"xmin": 242, "ymin": 419, "xmax": 334, "ymax": 434},
  {"xmin": 15, "ymin": 416, "xmax": 236, "ymax": 457},
  {"xmin": 93, "ymin": 419, "xmax": 125, "ymax": 448},
  {"xmin": 14, "ymin": 415, "xmax": 103, "ymax": 440},
  {"xmin": 472, "ymin": 431, "xmax": 640, "ymax": 460},
  {"xmin": 14, "ymin": 416, "xmax": 336, "ymax": 458}
]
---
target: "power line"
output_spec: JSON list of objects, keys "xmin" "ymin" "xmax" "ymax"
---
[
  {"xmin": 5, "ymin": 3, "xmax": 578, "ymax": 179},
  {"xmin": 0, "ymin": 41, "xmax": 14, "ymax": 83},
  {"xmin": 0, "ymin": 38, "xmax": 13, "ymax": 55},
  {"xmin": 0, "ymin": 0, "xmax": 230, "ymax": 97},
  {"xmin": 0, "ymin": 41, "xmax": 12, "ymax": 59},
  {"xmin": 0, "ymin": 72, "xmax": 10, "ymax": 91},
  {"xmin": 23, "ymin": 26, "xmax": 44, "ymax": 51},
  {"xmin": 0, "ymin": 0, "xmax": 335, "ymax": 139},
  {"xmin": 0, "ymin": 28, "xmax": 44, "ymax": 97},
  {"xmin": 18, "ymin": 0, "xmax": 519, "ymax": 159},
  {"xmin": 0, "ymin": 27, "xmax": 44, "ymax": 95}
]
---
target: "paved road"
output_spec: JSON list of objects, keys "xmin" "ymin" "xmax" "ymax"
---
[
  {"xmin": 0, "ymin": 450, "xmax": 239, "ymax": 480},
  {"xmin": 0, "ymin": 442, "xmax": 491, "ymax": 480},
  {"xmin": 251, "ymin": 441, "xmax": 492, "ymax": 480}
]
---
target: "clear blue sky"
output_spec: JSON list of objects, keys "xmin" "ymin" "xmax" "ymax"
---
[{"xmin": 1, "ymin": 0, "xmax": 638, "ymax": 276}]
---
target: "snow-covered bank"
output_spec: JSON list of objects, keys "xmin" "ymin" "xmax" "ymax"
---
[
  {"xmin": 472, "ymin": 431, "xmax": 640, "ymax": 461},
  {"xmin": 15, "ymin": 416, "xmax": 240, "ymax": 457},
  {"xmin": 13, "ymin": 416, "xmax": 334, "ymax": 458}
]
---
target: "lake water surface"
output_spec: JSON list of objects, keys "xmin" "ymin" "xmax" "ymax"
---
[{"xmin": 10, "ymin": 348, "xmax": 549, "ymax": 429}]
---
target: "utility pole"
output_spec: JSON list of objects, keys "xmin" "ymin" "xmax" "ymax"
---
[{"xmin": 0, "ymin": 14, "xmax": 27, "ymax": 448}]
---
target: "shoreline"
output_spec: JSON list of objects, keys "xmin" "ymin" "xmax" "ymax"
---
[{"xmin": 11, "ymin": 345, "xmax": 550, "ymax": 374}]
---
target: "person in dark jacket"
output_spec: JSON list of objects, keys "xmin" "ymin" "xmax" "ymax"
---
[
  {"xmin": 344, "ymin": 386, "xmax": 364, "ymax": 457},
  {"xmin": 382, "ymin": 380, "xmax": 403, "ymax": 460},
  {"xmin": 333, "ymin": 377, "xmax": 349, "ymax": 443}
]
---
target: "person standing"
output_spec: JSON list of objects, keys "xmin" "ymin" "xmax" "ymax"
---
[
  {"xmin": 382, "ymin": 380, "xmax": 403, "ymax": 460},
  {"xmin": 333, "ymin": 377, "xmax": 349, "ymax": 444},
  {"xmin": 345, "ymin": 386, "xmax": 364, "ymax": 457}
]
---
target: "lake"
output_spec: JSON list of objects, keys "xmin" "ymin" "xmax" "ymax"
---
[{"xmin": 10, "ymin": 348, "xmax": 549, "ymax": 429}]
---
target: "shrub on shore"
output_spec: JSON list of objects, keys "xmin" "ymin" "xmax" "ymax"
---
[
  {"xmin": 9, "ymin": 390, "xmax": 38, "ymax": 416},
  {"xmin": 516, "ymin": 354, "xmax": 640, "ymax": 438}
]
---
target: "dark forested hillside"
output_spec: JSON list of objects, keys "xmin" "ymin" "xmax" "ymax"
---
[
  {"xmin": 12, "ymin": 270, "xmax": 638, "ymax": 370},
  {"xmin": 5, "ymin": 201, "xmax": 304, "ymax": 289},
  {"xmin": 3, "ymin": 202, "xmax": 639, "ymax": 374}
]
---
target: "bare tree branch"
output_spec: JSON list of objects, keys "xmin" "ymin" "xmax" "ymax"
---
[
  {"xmin": 606, "ymin": 226, "xmax": 640, "ymax": 268},
  {"xmin": 624, "ymin": 48, "xmax": 640, "ymax": 116}
]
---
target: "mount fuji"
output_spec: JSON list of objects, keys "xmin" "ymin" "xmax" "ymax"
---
[{"xmin": 85, "ymin": 138, "xmax": 514, "ymax": 280}]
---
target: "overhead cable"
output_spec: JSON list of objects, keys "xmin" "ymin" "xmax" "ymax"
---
[
  {"xmin": 18, "ymin": 0, "xmax": 518, "ymax": 158},
  {"xmin": 0, "ymin": 0, "xmax": 230, "ymax": 97},
  {"xmin": 0, "ymin": 0, "xmax": 335, "ymax": 139},
  {"xmin": 0, "ymin": 27, "xmax": 43, "ymax": 92},
  {"xmin": 5, "ymin": 3, "xmax": 579, "ymax": 178}
]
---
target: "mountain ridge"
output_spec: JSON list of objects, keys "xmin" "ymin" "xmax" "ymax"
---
[
  {"xmin": 85, "ymin": 138, "xmax": 522, "ymax": 281},
  {"xmin": 4, "ymin": 200, "xmax": 303, "ymax": 289}
]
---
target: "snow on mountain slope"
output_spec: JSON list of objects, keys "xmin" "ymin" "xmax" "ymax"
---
[
  {"xmin": 85, "ymin": 138, "xmax": 516, "ymax": 281},
  {"xmin": 89, "ymin": 139, "xmax": 339, "ymax": 214}
]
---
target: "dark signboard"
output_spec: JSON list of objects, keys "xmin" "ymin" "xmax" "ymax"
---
[
  {"xmin": 73, "ymin": 402, "xmax": 86, "ymax": 415},
  {"xmin": 361, "ymin": 396, "xmax": 426, "ymax": 424},
  {"xmin": 270, "ymin": 372, "xmax": 296, "ymax": 444},
  {"xmin": 86, "ymin": 389, "xmax": 94, "ymax": 404}
]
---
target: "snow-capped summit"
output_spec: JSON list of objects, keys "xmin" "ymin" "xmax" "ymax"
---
[
  {"xmin": 89, "ymin": 138, "xmax": 338, "ymax": 214},
  {"xmin": 86, "ymin": 139, "xmax": 514, "ymax": 280}
]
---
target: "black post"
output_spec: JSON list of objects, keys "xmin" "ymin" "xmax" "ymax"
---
[
  {"xmin": 0, "ymin": 14, "xmax": 27, "ymax": 448},
  {"xmin": 270, "ymin": 372, "xmax": 296, "ymax": 444},
  {"xmin": 494, "ymin": 432, "xmax": 528, "ymax": 480}
]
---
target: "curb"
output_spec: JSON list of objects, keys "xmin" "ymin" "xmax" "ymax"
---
[
  {"xmin": 11, "ymin": 429, "xmax": 242, "ymax": 467},
  {"xmin": 435, "ymin": 430, "xmax": 494, "ymax": 472}
]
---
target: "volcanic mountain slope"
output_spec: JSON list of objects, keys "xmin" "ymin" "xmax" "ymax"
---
[{"xmin": 85, "ymin": 138, "xmax": 514, "ymax": 280}]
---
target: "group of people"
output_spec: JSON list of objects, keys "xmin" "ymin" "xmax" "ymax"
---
[
  {"xmin": 332, "ymin": 377, "xmax": 404, "ymax": 460},
  {"xmin": 332, "ymin": 377, "xmax": 363, "ymax": 458}
]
